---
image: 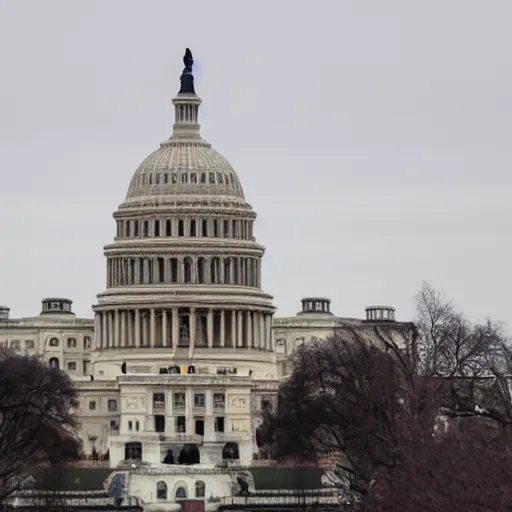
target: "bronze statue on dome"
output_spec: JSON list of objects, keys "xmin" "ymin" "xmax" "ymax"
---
[{"xmin": 179, "ymin": 48, "xmax": 195, "ymax": 94}]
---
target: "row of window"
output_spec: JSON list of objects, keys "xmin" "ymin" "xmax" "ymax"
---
[
  {"xmin": 107, "ymin": 255, "xmax": 261, "ymax": 288},
  {"xmin": 135, "ymin": 168, "xmax": 238, "ymax": 190},
  {"xmin": 150, "ymin": 415, "xmax": 225, "ymax": 435},
  {"xmin": 48, "ymin": 358, "xmax": 91, "ymax": 375},
  {"xmin": 152, "ymin": 392, "xmax": 225, "ymax": 410},
  {"xmin": 116, "ymin": 217, "xmax": 253, "ymax": 240},
  {"xmin": 5, "ymin": 336, "xmax": 92, "ymax": 351},
  {"xmin": 155, "ymin": 480, "xmax": 205, "ymax": 500},
  {"xmin": 48, "ymin": 336, "xmax": 92, "ymax": 349}
]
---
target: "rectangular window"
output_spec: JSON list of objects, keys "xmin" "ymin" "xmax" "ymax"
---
[
  {"xmin": 176, "ymin": 416, "xmax": 186, "ymax": 433},
  {"xmin": 194, "ymin": 393, "xmax": 206, "ymax": 408},
  {"xmin": 213, "ymin": 393, "xmax": 225, "ymax": 410},
  {"xmin": 173, "ymin": 392, "xmax": 186, "ymax": 410},
  {"xmin": 108, "ymin": 399, "xmax": 117, "ymax": 411},
  {"xmin": 153, "ymin": 392, "xmax": 165, "ymax": 409},
  {"xmin": 25, "ymin": 340, "xmax": 35, "ymax": 350},
  {"xmin": 67, "ymin": 338, "xmax": 77, "ymax": 348},
  {"xmin": 89, "ymin": 400, "xmax": 96, "ymax": 411},
  {"xmin": 154, "ymin": 415, "xmax": 165, "ymax": 433},
  {"xmin": 128, "ymin": 421, "xmax": 133, "ymax": 431},
  {"xmin": 214, "ymin": 417, "xmax": 225, "ymax": 433},
  {"xmin": 83, "ymin": 360, "xmax": 91, "ymax": 375},
  {"xmin": 67, "ymin": 361, "xmax": 77, "ymax": 371}
]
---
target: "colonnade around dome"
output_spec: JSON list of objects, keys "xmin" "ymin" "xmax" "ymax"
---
[{"xmin": 94, "ymin": 307, "xmax": 273, "ymax": 352}]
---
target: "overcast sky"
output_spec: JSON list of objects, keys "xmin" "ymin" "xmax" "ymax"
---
[{"xmin": 0, "ymin": 0, "xmax": 511, "ymax": 326}]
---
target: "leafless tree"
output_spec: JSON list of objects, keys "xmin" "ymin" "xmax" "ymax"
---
[
  {"xmin": 258, "ymin": 283, "xmax": 512, "ymax": 510},
  {"xmin": 0, "ymin": 347, "xmax": 82, "ymax": 503}
]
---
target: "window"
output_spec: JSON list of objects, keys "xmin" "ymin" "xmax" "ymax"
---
[
  {"xmin": 214, "ymin": 417, "xmax": 225, "ymax": 433},
  {"xmin": 175, "ymin": 487, "xmax": 187, "ymax": 500},
  {"xmin": 153, "ymin": 392, "xmax": 165, "ymax": 409},
  {"xmin": 176, "ymin": 416, "xmax": 186, "ymax": 433},
  {"xmin": 156, "ymin": 481, "xmax": 167, "ymax": 500},
  {"xmin": 84, "ymin": 336, "xmax": 91, "ymax": 349},
  {"xmin": 67, "ymin": 338, "xmax": 77, "ymax": 348},
  {"xmin": 25, "ymin": 340, "xmax": 34, "ymax": 350},
  {"xmin": 191, "ymin": 173, "xmax": 197, "ymax": 183},
  {"xmin": 195, "ymin": 481, "xmax": 205, "ymax": 498},
  {"xmin": 209, "ymin": 172, "xmax": 215, "ymax": 184},
  {"xmin": 49, "ymin": 357, "xmax": 59, "ymax": 369},
  {"xmin": 124, "ymin": 442, "xmax": 142, "ymax": 460},
  {"xmin": 83, "ymin": 360, "xmax": 91, "ymax": 375},
  {"xmin": 49, "ymin": 338, "xmax": 59, "ymax": 347},
  {"xmin": 261, "ymin": 399, "xmax": 272, "ymax": 411},
  {"xmin": 195, "ymin": 419, "xmax": 204, "ymax": 436},
  {"xmin": 11, "ymin": 340, "xmax": 20, "ymax": 350},
  {"xmin": 108, "ymin": 399, "xmax": 117, "ymax": 411},
  {"xmin": 174, "ymin": 392, "xmax": 186, "ymax": 410},
  {"xmin": 194, "ymin": 393, "xmax": 206, "ymax": 408},
  {"xmin": 213, "ymin": 393, "xmax": 225, "ymax": 410},
  {"xmin": 67, "ymin": 362, "xmax": 77, "ymax": 371},
  {"xmin": 128, "ymin": 421, "xmax": 133, "ymax": 431},
  {"xmin": 200, "ymin": 172, "xmax": 206, "ymax": 184},
  {"xmin": 89, "ymin": 400, "xmax": 96, "ymax": 411},
  {"xmin": 136, "ymin": 421, "xmax": 140, "ymax": 431},
  {"xmin": 178, "ymin": 219, "xmax": 184, "ymax": 237},
  {"xmin": 154, "ymin": 220, "xmax": 160, "ymax": 237},
  {"xmin": 154, "ymin": 415, "xmax": 165, "ymax": 433}
]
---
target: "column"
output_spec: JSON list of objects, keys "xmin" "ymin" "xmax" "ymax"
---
[
  {"xmin": 219, "ymin": 257, "xmax": 225, "ymax": 284},
  {"xmin": 259, "ymin": 312, "xmax": 265, "ymax": 350},
  {"xmin": 135, "ymin": 309, "xmax": 141, "ymax": 348},
  {"xmin": 150, "ymin": 308, "xmax": 156, "ymax": 348},
  {"xmin": 102, "ymin": 312, "xmax": 108, "ymax": 349},
  {"xmin": 108, "ymin": 312, "xmax": 114, "ymax": 349},
  {"xmin": 162, "ymin": 310, "xmax": 168, "ymax": 347},
  {"xmin": 93, "ymin": 313, "xmax": 101, "ymax": 351},
  {"xmin": 120, "ymin": 311, "xmax": 127, "ymax": 347},
  {"xmin": 252, "ymin": 311, "xmax": 259, "ymax": 349},
  {"xmin": 114, "ymin": 310, "xmax": 120, "ymax": 348},
  {"xmin": 127, "ymin": 311, "xmax": 133, "ymax": 347},
  {"xmin": 231, "ymin": 310, "xmax": 236, "ymax": 349},
  {"xmin": 246, "ymin": 310, "xmax": 252, "ymax": 348},
  {"xmin": 207, "ymin": 309, "xmax": 214, "ymax": 349},
  {"xmin": 135, "ymin": 260, "xmax": 141, "ymax": 284},
  {"xmin": 189, "ymin": 308, "xmax": 196, "ymax": 358},
  {"xmin": 237, "ymin": 310, "xmax": 243, "ymax": 348},
  {"xmin": 172, "ymin": 308, "xmax": 179, "ymax": 356},
  {"xmin": 220, "ymin": 310, "xmax": 225, "ymax": 348},
  {"xmin": 164, "ymin": 258, "xmax": 170, "ymax": 283},
  {"xmin": 265, "ymin": 314, "xmax": 272, "ymax": 351}
]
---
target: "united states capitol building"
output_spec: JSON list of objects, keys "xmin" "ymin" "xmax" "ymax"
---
[{"xmin": 0, "ymin": 50, "xmax": 405, "ymax": 508}]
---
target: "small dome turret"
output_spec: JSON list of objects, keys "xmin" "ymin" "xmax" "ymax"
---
[
  {"xmin": 40, "ymin": 298, "xmax": 74, "ymax": 316},
  {"xmin": 297, "ymin": 297, "xmax": 333, "ymax": 316},
  {"xmin": 364, "ymin": 305, "xmax": 396, "ymax": 322}
]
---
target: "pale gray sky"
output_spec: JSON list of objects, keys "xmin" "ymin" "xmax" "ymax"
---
[{"xmin": 1, "ymin": 0, "xmax": 511, "ymax": 326}]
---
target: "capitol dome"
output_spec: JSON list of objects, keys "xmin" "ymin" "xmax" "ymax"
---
[
  {"xmin": 125, "ymin": 141, "xmax": 245, "ymax": 201},
  {"xmin": 93, "ymin": 48, "xmax": 276, "ymax": 378}
]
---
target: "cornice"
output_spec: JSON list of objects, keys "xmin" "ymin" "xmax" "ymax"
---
[{"xmin": 103, "ymin": 239, "xmax": 266, "ymax": 255}]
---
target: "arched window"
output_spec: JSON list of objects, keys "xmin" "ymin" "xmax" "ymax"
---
[
  {"xmin": 49, "ymin": 357, "xmax": 59, "ymax": 369},
  {"xmin": 224, "ymin": 258, "xmax": 231, "ymax": 284},
  {"xmin": 183, "ymin": 258, "xmax": 192, "ymax": 284},
  {"xmin": 49, "ymin": 338, "xmax": 59, "ymax": 347},
  {"xmin": 175, "ymin": 487, "xmax": 187, "ymax": 500},
  {"xmin": 197, "ymin": 257, "xmax": 205, "ymax": 284},
  {"xmin": 195, "ymin": 481, "xmax": 205, "ymax": 498},
  {"xmin": 156, "ymin": 481, "xmax": 167, "ymax": 500}
]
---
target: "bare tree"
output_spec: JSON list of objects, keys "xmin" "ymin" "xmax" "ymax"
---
[
  {"xmin": 258, "ymin": 285, "xmax": 512, "ymax": 510},
  {"xmin": 0, "ymin": 347, "xmax": 82, "ymax": 503}
]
